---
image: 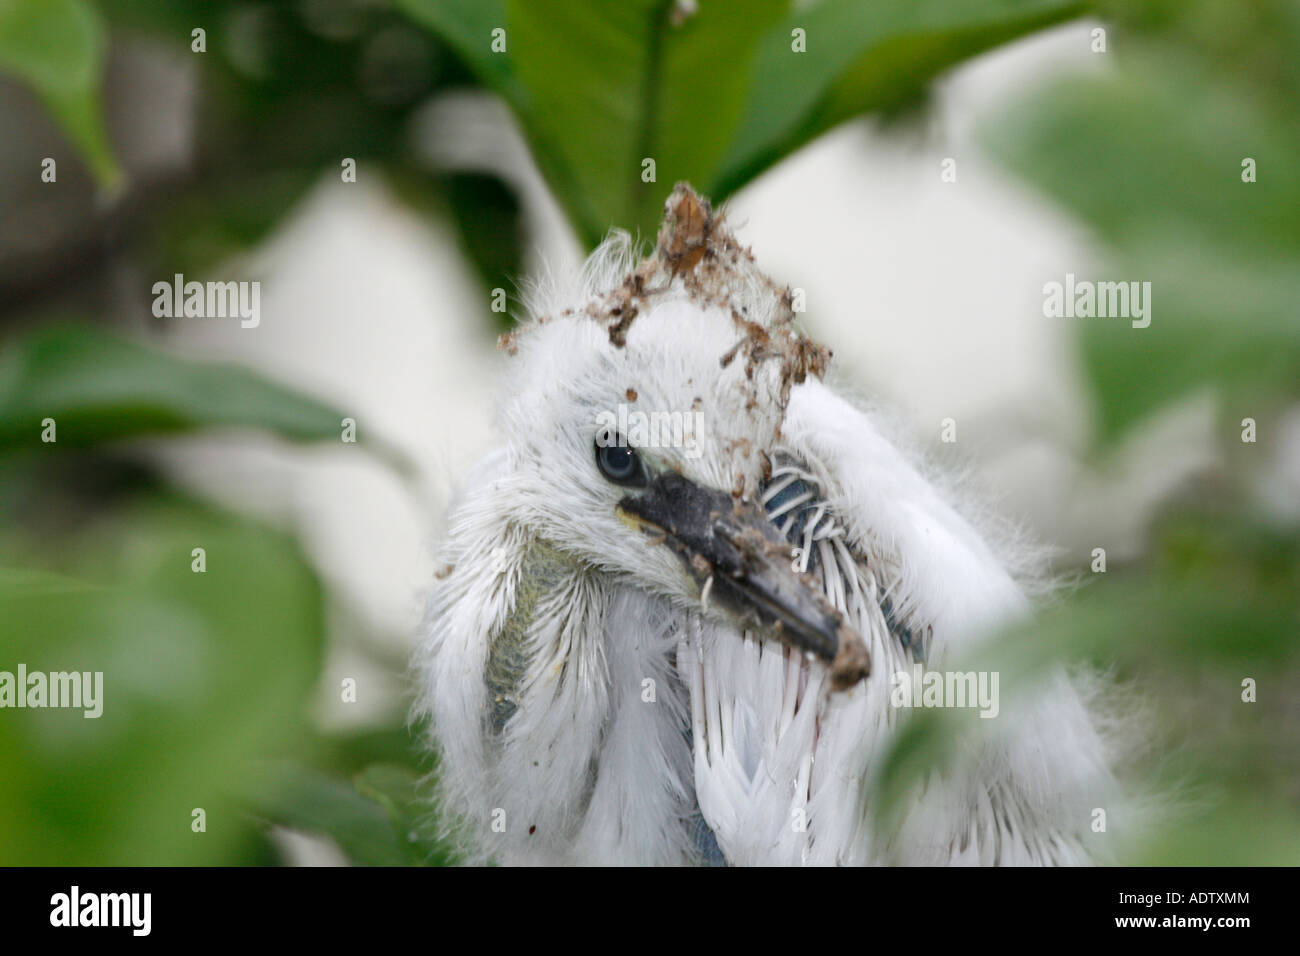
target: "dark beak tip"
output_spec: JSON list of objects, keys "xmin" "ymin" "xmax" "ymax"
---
[{"xmin": 829, "ymin": 625, "xmax": 871, "ymax": 691}]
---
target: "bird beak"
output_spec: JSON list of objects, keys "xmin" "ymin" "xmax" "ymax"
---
[{"xmin": 617, "ymin": 472, "xmax": 870, "ymax": 691}]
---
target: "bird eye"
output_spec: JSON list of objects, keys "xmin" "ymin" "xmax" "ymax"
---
[{"xmin": 594, "ymin": 432, "xmax": 647, "ymax": 487}]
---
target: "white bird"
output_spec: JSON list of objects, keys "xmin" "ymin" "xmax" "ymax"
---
[{"xmin": 415, "ymin": 184, "xmax": 1130, "ymax": 866}]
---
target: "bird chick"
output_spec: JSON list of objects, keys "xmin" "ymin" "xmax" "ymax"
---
[{"xmin": 415, "ymin": 184, "xmax": 1129, "ymax": 866}]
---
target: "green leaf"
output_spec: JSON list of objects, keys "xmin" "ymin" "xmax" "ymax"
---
[
  {"xmin": 243, "ymin": 762, "xmax": 416, "ymax": 866},
  {"xmin": 1137, "ymin": 795, "xmax": 1300, "ymax": 866},
  {"xmin": 146, "ymin": 170, "xmax": 317, "ymax": 281},
  {"xmin": 242, "ymin": 761, "xmax": 454, "ymax": 866},
  {"xmin": 0, "ymin": 0, "xmax": 121, "ymax": 188},
  {"xmin": 354, "ymin": 763, "xmax": 455, "ymax": 865},
  {"xmin": 442, "ymin": 173, "xmax": 526, "ymax": 331},
  {"xmin": 1078, "ymin": 241, "xmax": 1300, "ymax": 439},
  {"xmin": 985, "ymin": 53, "xmax": 1300, "ymax": 440},
  {"xmin": 868, "ymin": 707, "xmax": 959, "ymax": 837},
  {"xmin": 0, "ymin": 324, "xmax": 349, "ymax": 452},
  {"xmin": 310, "ymin": 724, "xmax": 434, "ymax": 778},
  {"xmin": 0, "ymin": 496, "xmax": 327, "ymax": 864},
  {"xmin": 401, "ymin": 0, "xmax": 787, "ymax": 244},
  {"xmin": 394, "ymin": 0, "xmax": 597, "ymax": 242},
  {"xmin": 510, "ymin": 0, "xmax": 791, "ymax": 242},
  {"xmin": 869, "ymin": 515, "xmax": 1300, "ymax": 856},
  {"xmin": 393, "ymin": 0, "xmax": 516, "ymax": 94},
  {"xmin": 713, "ymin": 0, "xmax": 1085, "ymax": 195},
  {"xmin": 400, "ymin": 1, "xmax": 1083, "ymax": 242}
]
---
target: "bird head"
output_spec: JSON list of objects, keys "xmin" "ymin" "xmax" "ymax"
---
[{"xmin": 492, "ymin": 184, "xmax": 868, "ymax": 688}]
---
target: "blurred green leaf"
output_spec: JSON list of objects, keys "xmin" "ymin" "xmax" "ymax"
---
[
  {"xmin": 0, "ymin": 563, "xmax": 91, "ymax": 595},
  {"xmin": 990, "ymin": 67, "xmax": 1300, "ymax": 253},
  {"xmin": 0, "ymin": 324, "xmax": 348, "ymax": 452},
  {"xmin": 868, "ymin": 707, "xmax": 958, "ymax": 837},
  {"xmin": 146, "ymin": 171, "xmax": 318, "ymax": 280},
  {"xmin": 393, "ymin": 0, "xmax": 516, "ymax": 94},
  {"xmin": 243, "ymin": 761, "xmax": 453, "ymax": 866},
  {"xmin": 355, "ymin": 763, "xmax": 455, "ymax": 865},
  {"xmin": 0, "ymin": 0, "xmax": 121, "ymax": 188},
  {"xmin": 1137, "ymin": 793, "xmax": 1300, "ymax": 865},
  {"xmin": 441, "ymin": 173, "xmax": 525, "ymax": 331},
  {"xmin": 0, "ymin": 495, "xmax": 326, "ymax": 864},
  {"xmin": 1094, "ymin": 0, "xmax": 1300, "ymax": 116},
  {"xmin": 986, "ymin": 52, "xmax": 1300, "ymax": 440},
  {"xmin": 1078, "ymin": 241, "xmax": 1300, "ymax": 442},
  {"xmin": 870, "ymin": 514, "xmax": 1300, "ymax": 850},
  {"xmin": 713, "ymin": 0, "xmax": 1084, "ymax": 195},
  {"xmin": 309, "ymin": 724, "xmax": 431, "ymax": 777},
  {"xmin": 243, "ymin": 762, "xmax": 414, "ymax": 866}
]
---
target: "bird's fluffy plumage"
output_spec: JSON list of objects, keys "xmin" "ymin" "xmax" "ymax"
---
[{"xmin": 414, "ymin": 185, "xmax": 1133, "ymax": 865}]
